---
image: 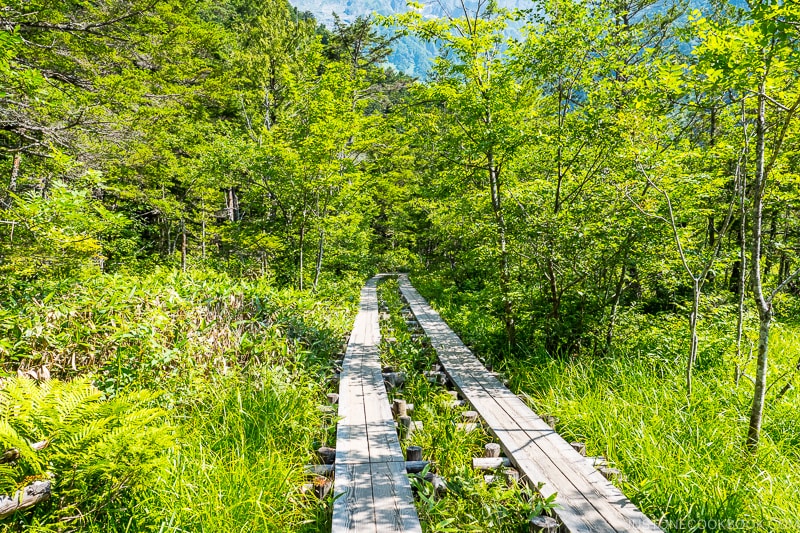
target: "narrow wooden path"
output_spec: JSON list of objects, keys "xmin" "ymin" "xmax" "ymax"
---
[
  {"xmin": 398, "ymin": 275, "xmax": 662, "ymax": 533},
  {"xmin": 332, "ymin": 275, "xmax": 422, "ymax": 533}
]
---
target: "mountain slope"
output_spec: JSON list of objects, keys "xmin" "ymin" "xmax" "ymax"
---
[
  {"xmin": 292, "ymin": 0, "xmax": 528, "ymax": 76},
  {"xmin": 292, "ymin": 0, "xmax": 748, "ymax": 77}
]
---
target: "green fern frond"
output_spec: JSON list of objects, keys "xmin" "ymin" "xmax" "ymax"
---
[
  {"xmin": 0, "ymin": 377, "xmax": 172, "ymax": 526},
  {"xmin": 0, "ymin": 464, "xmax": 15, "ymax": 494}
]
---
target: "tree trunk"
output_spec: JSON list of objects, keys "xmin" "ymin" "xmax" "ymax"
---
[
  {"xmin": 748, "ymin": 309, "xmax": 772, "ymax": 450},
  {"xmin": 9, "ymin": 153, "xmax": 20, "ymax": 192},
  {"xmin": 181, "ymin": 218, "xmax": 187, "ymax": 272},
  {"xmin": 734, "ymin": 99, "xmax": 750, "ymax": 372},
  {"xmin": 227, "ymin": 188, "xmax": 239, "ymax": 222},
  {"xmin": 3, "ymin": 152, "xmax": 20, "ymax": 208},
  {"xmin": 707, "ymin": 216, "xmax": 716, "ymax": 248},
  {"xmin": 554, "ymin": 78, "xmax": 565, "ymax": 215},
  {"xmin": 313, "ymin": 228, "xmax": 325, "ymax": 292},
  {"xmin": 201, "ymin": 219, "xmax": 206, "ymax": 260},
  {"xmin": 545, "ymin": 256, "xmax": 561, "ymax": 356},
  {"xmin": 736, "ymin": 211, "xmax": 748, "ymax": 366},
  {"xmin": 298, "ymin": 223, "xmax": 305, "ymax": 291},
  {"xmin": 605, "ymin": 261, "xmax": 628, "ymax": 353},
  {"xmin": 201, "ymin": 199, "xmax": 206, "ymax": 260},
  {"xmin": 747, "ymin": 83, "xmax": 772, "ymax": 452},
  {"xmin": 487, "ymin": 149, "xmax": 515, "ymax": 348}
]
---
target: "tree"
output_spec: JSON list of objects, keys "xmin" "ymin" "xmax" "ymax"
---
[
  {"xmin": 693, "ymin": 0, "xmax": 800, "ymax": 450},
  {"xmin": 389, "ymin": 0, "xmax": 534, "ymax": 348}
]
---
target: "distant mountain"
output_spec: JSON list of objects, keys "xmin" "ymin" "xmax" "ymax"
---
[
  {"xmin": 292, "ymin": 0, "xmax": 531, "ymax": 27},
  {"xmin": 290, "ymin": 0, "xmax": 528, "ymax": 77},
  {"xmin": 290, "ymin": 0, "xmax": 748, "ymax": 78}
]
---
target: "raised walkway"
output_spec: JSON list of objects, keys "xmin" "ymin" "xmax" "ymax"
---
[
  {"xmin": 331, "ymin": 275, "xmax": 422, "ymax": 533},
  {"xmin": 398, "ymin": 275, "xmax": 662, "ymax": 533}
]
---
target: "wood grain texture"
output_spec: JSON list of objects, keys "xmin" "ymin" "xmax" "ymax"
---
[
  {"xmin": 398, "ymin": 275, "xmax": 662, "ymax": 533},
  {"xmin": 371, "ymin": 461, "xmax": 423, "ymax": 533},
  {"xmin": 332, "ymin": 275, "xmax": 422, "ymax": 533},
  {"xmin": 0, "ymin": 481, "xmax": 51, "ymax": 519},
  {"xmin": 333, "ymin": 462, "xmax": 377, "ymax": 533}
]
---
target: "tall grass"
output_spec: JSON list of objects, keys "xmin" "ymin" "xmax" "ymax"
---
[
  {"xmin": 1, "ymin": 269, "xmax": 357, "ymax": 532},
  {"xmin": 505, "ymin": 356, "xmax": 800, "ymax": 532},
  {"xmin": 412, "ymin": 275, "xmax": 800, "ymax": 533},
  {"xmin": 142, "ymin": 367, "xmax": 330, "ymax": 533}
]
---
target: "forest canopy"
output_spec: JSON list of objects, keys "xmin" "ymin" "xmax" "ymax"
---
[{"xmin": 1, "ymin": 0, "xmax": 800, "ymax": 531}]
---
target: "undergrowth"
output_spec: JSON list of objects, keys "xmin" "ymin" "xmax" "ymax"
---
[
  {"xmin": 0, "ymin": 269, "xmax": 358, "ymax": 532},
  {"xmin": 412, "ymin": 274, "xmax": 800, "ymax": 533},
  {"xmin": 378, "ymin": 278, "xmax": 552, "ymax": 533},
  {"xmin": 140, "ymin": 366, "xmax": 332, "ymax": 533}
]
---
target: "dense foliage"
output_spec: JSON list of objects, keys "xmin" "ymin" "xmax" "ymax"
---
[
  {"xmin": 1, "ymin": 270, "xmax": 354, "ymax": 531},
  {"xmin": 1, "ymin": 0, "xmax": 799, "ymax": 531}
]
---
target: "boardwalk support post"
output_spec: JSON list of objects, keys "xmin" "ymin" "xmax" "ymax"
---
[
  {"xmin": 316, "ymin": 446, "xmax": 336, "ymax": 464},
  {"xmin": 485, "ymin": 443, "xmax": 501, "ymax": 458},
  {"xmin": 570, "ymin": 442, "xmax": 586, "ymax": 456},
  {"xmin": 530, "ymin": 516, "xmax": 559, "ymax": 533},
  {"xmin": 406, "ymin": 446, "xmax": 422, "ymax": 462},
  {"xmin": 393, "ymin": 399, "xmax": 408, "ymax": 418}
]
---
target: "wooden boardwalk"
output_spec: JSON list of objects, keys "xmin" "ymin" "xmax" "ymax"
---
[
  {"xmin": 398, "ymin": 275, "xmax": 662, "ymax": 533},
  {"xmin": 332, "ymin": 275, "xmax": 422, "ymax": 533}
]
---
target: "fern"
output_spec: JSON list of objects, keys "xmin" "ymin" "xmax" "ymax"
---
[
  {"xmin": 0, "ymin": 464, "xmax": 15, "ymax": 494},
  {"xmin": 0, "ymin": 377, "xmax": 172, "ymax": 528}
]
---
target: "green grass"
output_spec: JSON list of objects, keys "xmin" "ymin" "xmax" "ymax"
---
[
  {"xmin": 411, "ymin": 274, "xmax": 800, "ymax": 533},
  {"xmin": 8, "ymin": 268, "xmax": 797, "ymax": 532},
  {"xmin": 377, "ymin": 278, "xmax": 553, "ymax": 533},
  {"xmin": 1, "ymin": 269, "xmax": 357, "ymax": 532},
  {"xmin": 506, "ymin": 356, "xmax": 800, "ymax": 532},
  {"xmin": 142, "ymin": 367, "xmax": 331, "ymax": 533}
]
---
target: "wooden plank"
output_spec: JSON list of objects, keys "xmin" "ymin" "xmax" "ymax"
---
[
  {"xmin": 335, "ymin": 306, "xmax": 371, "ymax": 465},
  {"xmin": 333, "ymin": 275, "xmax": 422, "ymax": 533},
  {"xmin": 363, "ymin": 376, "xmax": 404, "ymax": 462},
  {"xmin": 492, "ymin": 388, "xmax": 659, "ymax": 530},
  {"xmin": 0, "ymin": 481, "xmax": 51, "ymax": 519},
  {"xmin": 335, "ymin": 367, "xmax": 371, "ymax": 465},
  {"xmin": 398, "ymin": 276, "xmax": 661, "ymax": 533},
  {"xmin": 370, "ymin": 461, "xmax": 423, "ymax": 533},
  {"xmin": 332, "ymin": 462, "xmax": 377, "ymax": 533},
  {"xmin": 360, "ymin": 283, "xmax": 404, "ymax": 462},
  {"xmin": 426, "ymin": 342, "xmax": 651, "ymax": 529},
  {"xmin": 433, "ymin": 362, "xmax": 611, "ymax": 531},
  {"xmin": 477, "ymin": 395, "xmax": 631, "ymax": 532}
]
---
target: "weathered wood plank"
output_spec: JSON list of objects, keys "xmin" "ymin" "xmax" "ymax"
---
[
  {"xmin": 398, "ymin": 276, "xmax": 661, "ymax": 533},
  {"xmin": 333, "ymin": 462, "xmax": 377, "ymax": 533},
  {"xmin": 371, "ymin": 461, "xmax": 423, "ymax": 533},
  {"xmin": 333, "ymin": 275, "xmax": 422, "ymax": 533},
  {"xmin": 363, "ymin": 379, "xmax": 404, "ymax": 462},
  {"xmin": 459, "ymin": 362, "xmax": 654, "ymax": 532},
  {"xmin": 0, "ymin": 481, "xmax": 51, "ymax": 519},
  {"xmin": 488, "ymin": 390, "xmax": 657, "ymax": 530},
  {"xmin": 335, "ymin": 364, "xmax": 370, "ymax": 465}
]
